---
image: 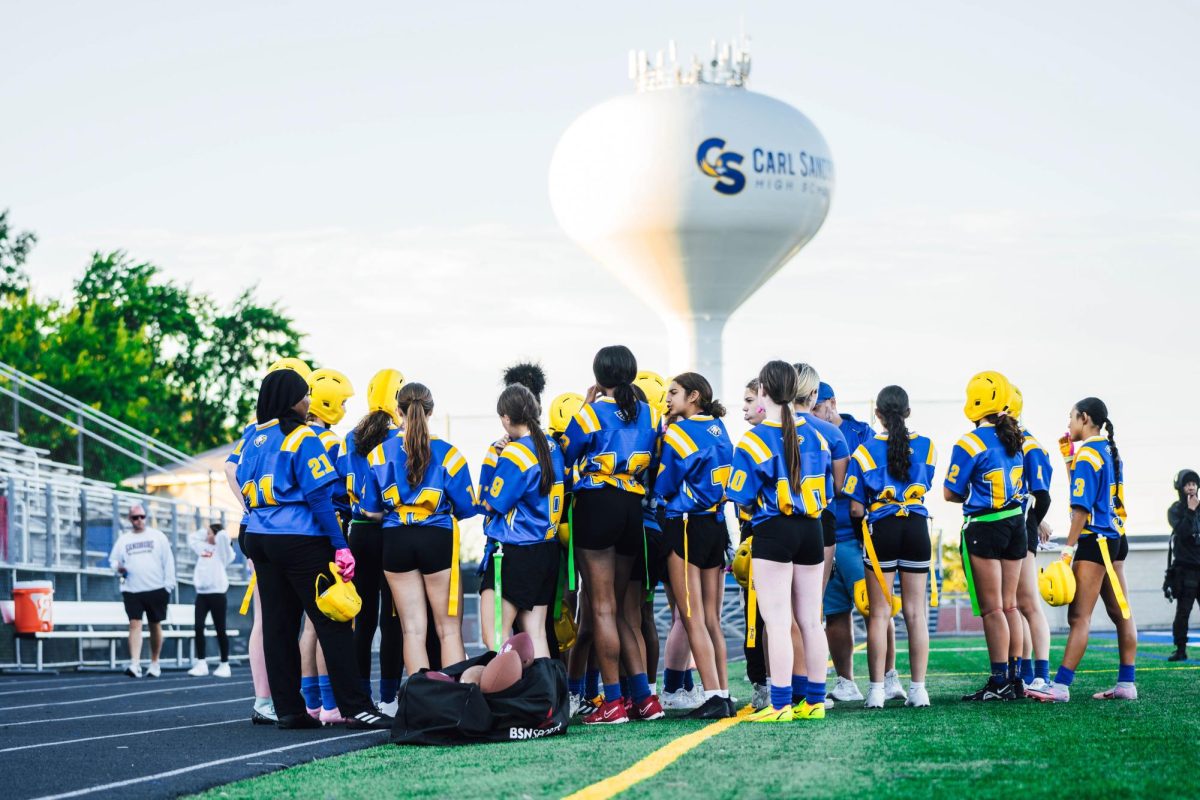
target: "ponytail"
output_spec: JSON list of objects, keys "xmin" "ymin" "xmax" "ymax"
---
[
  {"xmin": 353, "ymin": 411, "xmax": 393, "ymax": 457},
  {"xmin": 1075, "ymin": 397, "xmax": 1122, "ymax": 510},
  {"xmin": 1105, "ymin": 419, "xmax": 1123, "ymax": 508},
  {"xmin": 398, "ymin": 383, "xmax": 434, "ymax": 487},
  {"xmin": 593, "ymin": 345, "xmax": 639, "ymax": 422},
  {"xmin": 612, "ymin": 382, "xmax": 640, "ymax": 423},
  {"xmin": 672, "ymin": 371, "xmax": 726, "ymax": 419},
  {"xmin": 497, "ymin": 384, "xmax": 554, "ymax": 495},
  {"xmin": 990, "ymin": 414, "xmax": 1023, "ymax": 457},
  {"xmin": 759, "ymin": 360, "xmax": 802, "ymax": 493},
  {"xmin": 876, "ymin": 385, "xmax": 911, "ymax": 482}
]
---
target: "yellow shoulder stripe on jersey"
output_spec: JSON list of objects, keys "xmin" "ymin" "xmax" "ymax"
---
[
  {"xmin": 1074, "ymin": 447, "xmax": 1104, "ymax": 472},
  {"xmin": 852, "ymin": 446, "xmax": 877, "ymax": 472},
  {"xmin": 254, "ymin": 419, "xmax": 279, "ymax": 431},
  {"xmin": 926, "ymin": 439, "xmax": 938, "ymax": 466},
  {"xmin": 231, "ymin": 439, "xmax": 246, "ymax": 456},
  {"xmin": 650, "ymin": 405, "xmax": 663, "ymax": 430},
  {"xmin": 280, "ymin": 426, "xmax": 314, "ymax": 453},
  {"xmin": 664, "ymin": 424, "xmax": 698, "ymax": 459},
  {"xmin": 443, "ymin": 447, "xmax": 468, "ymax": 477},
  {"xmin": 738, "ymin": 431, "xmax": 771, "ymax": 464},
  {"xmin": 1022, "ymin": 437, "xmax": 1045, "ymax": 455},
  {"xmin": 956, "ymin": 433, "xmax": 986, "ymax": 457},
  {"xmin": 576, "ymin": 405, "xmax": 602, "ymax": 434},
  {"xmin": 317, "ymin": 429, "xmax": 340, "ymax": 453},
  {"xmin": 368, "ymin": 443, "xmax": 386, "ymax": 467},
  {"xmin": 501, "ymin": 441, "xmax": 537, "ymax": 472},
  {"xmin": 483, "ymin": 449, "xmax": 499, "ymax": 467},
  {"xmin": 810, "ymin": 427, "xmax": 829, "ymax": 452}
]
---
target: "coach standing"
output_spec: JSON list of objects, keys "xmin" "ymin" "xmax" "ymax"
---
[
  {"xmin": 109, "ymin": 504, "xmax": 176, "ymax": 678},
  {"xmin": 1167, "ymin": 469, "xmax": 1200, "ymax": 661}
]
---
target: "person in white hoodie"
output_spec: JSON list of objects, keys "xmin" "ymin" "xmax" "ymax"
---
[
  {"xmin": 189, "ymin": 523, "xmax": 236, "ymax": 677},
  {"xmin": 109, "ymin": 504, "xmax": 176, "ymax": 678}
]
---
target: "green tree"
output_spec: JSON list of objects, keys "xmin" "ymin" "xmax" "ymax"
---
[{"xmin": 0, "ymin": 209, "xmax": 37, "ymax": 298}]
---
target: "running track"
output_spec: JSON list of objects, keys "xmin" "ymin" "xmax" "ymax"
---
[{"xmin": 0, "ymin": 669, "xmax": 389, "ymax": 799}]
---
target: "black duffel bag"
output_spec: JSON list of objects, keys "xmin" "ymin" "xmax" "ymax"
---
[{"xmin": 391, "ymin": 651, "xmax": 569, "ymax": 745}]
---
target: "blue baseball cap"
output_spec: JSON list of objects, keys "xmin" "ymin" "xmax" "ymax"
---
[{"xmin": 816, "ymin": 382, "xmax": 835, "ymax": 403}]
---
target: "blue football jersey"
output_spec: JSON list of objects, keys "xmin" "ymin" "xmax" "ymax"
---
[
  {"xmin": 359, "ymin": 434, "xmax": 478, "ymax": 529},
  {"xmin": 726, "ymin": 417, "xmax": 831, "ymax": 526},
  {"xmin": 831, "ymin": 414, "xmax": 876, "ymax": 541},
  {"xmin": 337, "ymin": 429, "xmax": 389, "ymax": 520},
  {"xmin": 483, "ymin": 436, "xmax": 565, "ymax": 545},
  {"xmin": 655, "ymin": 415, "xmax": 734, "ymax": 519},
  {"xmin": 311, "ymin": 424, "xmax": 351, "ymax": 519},
  {"xmin": 561, "ymin": 397, "xmax": 661, "ymax": 495},
  {"xmin": 797, "ymin": 411, "xmax": 848, "ymax": 509},
  {"xmin": 227, "ymin": 421, "xmax": 256, "ymax": 524},
  {"xmin": 944, "ymin": 424, "xmax": 1025, "ymax": 516},
  {"xmin": 236, "ymin": 421, "xmax": 341, "ymax": 536},
  {"xmin": 1022, "ymin": 430, "xmax": 1053, "ymax": 495},
  {"xmin": 1070, "ymin": 436, "xmax": 1124, "ymax": 538},
  {"xmin": 843, "ymin": 433, "xmax": 937, "ymax": 523}
]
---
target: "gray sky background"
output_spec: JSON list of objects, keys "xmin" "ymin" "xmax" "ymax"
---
[{"xmin": 3, "ymin": 2, "xmax": 1197, "ymax": 537}]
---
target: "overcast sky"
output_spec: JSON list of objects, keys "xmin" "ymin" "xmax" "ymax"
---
[{"xmin": 3, "ymin": 1, "xmax": 1197, "ymax": 537}]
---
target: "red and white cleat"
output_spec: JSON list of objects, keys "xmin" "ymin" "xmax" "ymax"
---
[
  {"xmin": 582, "ymin": 698, "xmax": 629, "ymax": 725},
  {"xmin": 630, "ymin": 694, "xmax": 666, "ymax": 721},
  {"xmin": 1026, "ymin": 682, "xmax": 1071, "ymax": 703}
]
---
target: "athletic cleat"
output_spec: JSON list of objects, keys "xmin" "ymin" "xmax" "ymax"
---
[
  {"xmin": 346, "ymin": 708, "xmax": 393, "ymax": 730},
  {"xmin": 1026, "ymin": 682, "xmax": 1070, "ymax": 703},
  {"xmin": 569, "ymin": 692, "xmax": 591, "ymax": 717},
  {"xmin": 961, "ymin": 680, "xmax": 1008, "ymax": 701},
  {"xmin": 750, "ymin": 682, "xmax": 770, "ymax": 711},
  {"xmin": 124, "ymin": 663, "xmax": 142, "ymax": 679},
  {"xmin": 1167, "ymin": 649, "xmax": 1188, "ymax": 662},
  {"xmin": 830, "ymin": 676, "xmax": 864, "ymax": 702},
  {"xmin": 1092, "ymin": 684, "xmax": 1138, "ymax": 700},
  {"xmin": 187, "ymin": 660, "xmax": 209, "ymax": 677},
  {"xmin": 252, "ymin": 700, "xmax": 277, "ymax": 724},
  {"xmin": 864, "ymin": 685, "xmax": 885, "ymax": 709},
  {"xmin": 793, "ymin": 700, "xmax": 826, "ymax": 720},
  {"xmin": 379, "ymin": 699, "xmax": 399, "ymax": 717},
  {"xmin": 905, "ymin": 686, "xmax": 931, "ymax": 707},
  {"xmin": 883, "ymin": 669, "xmax": 906, "ymax": 701},
  {"xmin": 630, "ymin": 694, "xmax": 666, "ymax": 720},
  {"xmin": 824, "ymin": 697, "xmax": 835, "ymax": 710},
  {"xmin": 213, "ymin": 662, "xmax": 232, "ymax": 678},
  {"xmin": 1026, "ymin": 677, "xmax": 1049, "ymax": 692},
  {"xmin": 251, "ymin": 708, "xmax": 276, "ymax": 725},
  {"xmin": 686, "ymin": 694, "xmax": 735, "ymax": 719},
  {"xmin": 277, "ymin": 713, "xmax": 322, "ymax": 729},
  {"xmin": 1000, "ymin": 678, "xmax": 1026, "ymax": 701},
  {"xmin": 319, "ymin": 707, "xmax": 349, "ymax": 725},
  {"xmin": 661, "ymin": 688, "xmax": 703, "ymax": 710},
  {"xmin": 583, "ymin": 698, "xmax": 629, "ymax": 725},
  {"xmin": 146, "ymin": 662, "xmax": 162, "ymax": 678},
  {"xmin": 747, "ymin": 704, "xmax": 794, "ymax": 722}
]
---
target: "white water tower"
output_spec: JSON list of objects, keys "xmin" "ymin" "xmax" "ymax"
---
[{"xmin": 549, "ymin": 39, "xmax": 835, "ymax": 395}]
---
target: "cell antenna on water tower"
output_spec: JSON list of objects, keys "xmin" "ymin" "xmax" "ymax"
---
[{"xmin": 549, "ymin": 37, "xmax": 834, "ymax": 397}]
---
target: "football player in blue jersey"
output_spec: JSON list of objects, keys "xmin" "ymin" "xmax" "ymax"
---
[
  {"xmin": 844, "ymin": 386, "xmax": 936, "ymax": 709},
  {"xmin": 944, "ymin": 371, "xmax": 1027, "ymax": 702},
  {"xmin": 1028, "ymin": 397, "xmax": 1138, "ymax": 703},
  {"xmin": 236, "ymin": 368, "xmax": 389, "ymax": 730},
  {"xmin": 655, "ymin": 372, "xmax": 735, "ymax": 719}
]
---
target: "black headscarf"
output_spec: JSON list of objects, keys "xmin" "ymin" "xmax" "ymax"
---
[{"xmin": 256, "ymin": 369, "xmax": 309, "ymax": 435}]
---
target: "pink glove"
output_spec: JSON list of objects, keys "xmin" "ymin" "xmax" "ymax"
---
[{"xmin": 334, "ymin": 548, "xmax": 356, "ymax": 582}]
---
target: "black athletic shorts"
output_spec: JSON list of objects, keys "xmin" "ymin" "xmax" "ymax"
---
[
  {"xmin": 480, "ymin": 540, "xmax": 560, "ymax": 610},
  {"xmin": 750, "ymin": 514, "xmax": 824, "ymax": 566},
  {"xmin": 572, "ymin": 487, "xmax": 644, "ymax": 555},
  {"xmin": 962, "ymin": 511, "xmax": 1026, "ymax": 561},
  {"xmin": 865, "ymin": 514, "xmax": 932, "ymax": 574},
  {"xmin": 663, "ymin": 515, "xmax": 727, "ymax": 570},
  {"xmin": 1075, "ymin": 534, "xmax": 1128, "ymax": 564},
  {"xmin": 123, "ymin": 588, "xmax": 170, "ymax": 624},
  {"xmin": 633, "ymin": 526, "xmax": 670, "ymax": 587},
  {"xmin": 821, "ymin": 509, "xmax": 837, "ymax": 548},
  {"xmin": 382, "ymin": 524, "xmax": 454, "ymax": 574}
]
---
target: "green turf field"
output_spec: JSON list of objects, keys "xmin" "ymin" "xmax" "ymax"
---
[{"xmin": 193, "ymin": 637, "xmax": 1200, "ymax": 800}]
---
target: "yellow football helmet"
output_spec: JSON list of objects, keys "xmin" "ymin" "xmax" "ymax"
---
[
  {"xmin": 963, "ymin": 370, "xmax": 1011, "ymax": 422},
  {"xmin": 309, "ymin": 368, "xmax": 354, "ymax": 426},
  {"xmin": 732, "ymin": 536, "xmax": 752, "ymax": 589},
  {"xmin": 1008, "ymin": 384, "xmax": 1024, "ymax": 419},
  {"xmin": 367, "ymin": 368, "xmax": 405, "ymax": 426},
  {"xmin": 548, "ymin": 392, "xmax": 584, "ymax": 436},
  {"xmin": 853, "ymin": 579, "xmax": 902, "ymax": 617},
  {"xmin": 1038, "ymin": 560, "xmax": 1076, "ymax": 607},
  {"xmin": 315, "ymin": 563, "xmax": 362, "ymax": 622},
  {"xmin": 634, "ymin": 371, "xmax": 667, "ymax": 416},
  {"xmin": 554, "ymin": 607, "xmax": 578, "ymax": 651},
  {"xmin": 556, "ymin": 517, "xmax": 571, "ymax": 548},
  {"xmin": 268, "ymin": 358, "xmax": 312, "ymax": 384}
]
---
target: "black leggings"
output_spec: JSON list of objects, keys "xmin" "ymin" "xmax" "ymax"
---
[
  {"xmin": 194, "ymin": 593, "xmax": 229, "ymax": 661},
  {"xmin": 348, "ymin": 521, "xmax": 403, "ymax": 681}
]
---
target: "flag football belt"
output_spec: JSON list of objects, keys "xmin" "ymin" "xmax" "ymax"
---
[
  {"xmin": 746, "ymin": 554, "xmax": 757, "ymax": 648},
  {"xmin": 1094, "ymin": 533, "xmax": 1131, "ymax": 619},
  {"xmin": 391, "ymin": 505, "xmax": 459, "ymax": 616},
  {"xmin": 683, "ymin": 515, "xmax": 692, "ymax": 617},
  {"xmin": 492, "ymin": 542, "xmax": 504, "ymax": 650},
  {"xmin": 567, "ymin": 496, "xmax": 577, "ymax": 591},
  {"xmin": 239, "ymin": 572, "xmax": 256, "ymax": 616},
  {"xmin": 959, "ymin": 506, "xmax": 1023, "ymax": 616},
  {"xmin": 861, "ymin": 518, "xmax": 896, "ymax": 612}
]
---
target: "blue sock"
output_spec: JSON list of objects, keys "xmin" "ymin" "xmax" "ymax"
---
[
  {"xmin": 1035, "ymin": 659, "xmax": 1050, "ymax": 681},
  {"xmin": 300, "ymin": 676, "xmax": 320, "ymax": 709},
  {"xmin": 1055, "ymin": 666, "xmax": 1075, "ymax": 686},
  {"xmin": 664, "ymin": 668, "xmax": 685, "ymax": 694},
  {"xmin": 806, "ymin": 680, "xmax": 826, "ymax": 707},
  {"xmin": 990, "ymin": 662, "xmax": 1007, "ymax": 683},
  {"xmin": 682, "ymin": 669, "xmax": 695, "ymax": 691},
  {"xmin": 1019, "ymin": 659, "xmax": 1033, "ymax": 683},
  {"xmin": 585, "ymin": 669, "xmax": 600, "ymax": 698},
  {"xmin": 769, "ymin": 683, "xmax": 792, "ymax": 711},
  {"xmin": 604, "ymin": 682, "xmax": 622, "ymax": 703},
  {"xmin": 569, "ymin": 677, "xmax": 586, "ymax": 696},
  {"xmin": 791, "ymin": 675, "xmax": 808, "ymax": 704},
  {"xmin": 379, "ymin": 677, "xmax": 399, "ymax": 704},
  {"xmin": 630, "ymin": 673, "xmax": 651, "ymax": 703},
  {"xmin": 318, "ymin": 675, "xmax": 336, "ymax": 711},
  {"xmin": 1118, "ymin": 664, "xmax": 1135, "ymax": 683},
  {"xmin": 619, "ymin": 676, "xmax": 630, "ymax": 698}
]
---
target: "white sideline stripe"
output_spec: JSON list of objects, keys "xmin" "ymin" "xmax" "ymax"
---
[
  {"xmin": 1, "ymin": 696, "xmax": 253, "ymax": 727},
  {"xmin": 0, "ymin": 718, "xmax": 242, "ymax": 753},
  {"xmin": 0, "ymin": 675, "xmax": 232, "ymax": 697},
  {"xmin": 0, "ymin": 681, "xmax": 251, "ymax": 712},
  {"xmin": 27, "ymin": 730, "xmax": 387, "ymax": 800}
]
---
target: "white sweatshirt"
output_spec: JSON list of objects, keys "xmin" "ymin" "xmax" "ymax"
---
[
  {"xmin": 109, "ymin": 528, "xmax": 176, "ymax": 594},
  {"xmin": 190, "ymin": 529, "xmax": 235, "ymax": 594}
]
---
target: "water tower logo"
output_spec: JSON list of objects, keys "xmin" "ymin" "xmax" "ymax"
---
[{"xmin": 695, "ymin": 137, "xmax": 745, "ymax": 195}]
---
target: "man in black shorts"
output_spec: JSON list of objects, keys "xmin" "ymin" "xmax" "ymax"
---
[{"xmin": 109, "ymin": 504, "xmax": 176, "ymax": 678}]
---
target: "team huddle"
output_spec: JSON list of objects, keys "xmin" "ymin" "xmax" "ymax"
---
[{"xmin": 225, "ymin": 345, "xmax": 1136, "ymax": 731}]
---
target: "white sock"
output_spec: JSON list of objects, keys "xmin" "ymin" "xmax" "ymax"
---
[
  {"xmin": 649, "ymin": 683, "xmax": 657, "ymax": 696},
  {"xmin": 910, "ymin": 682, "xmax": 925, "ymax": 691},
  {"xmin": 1116, "ymin": 681, "xmax": 1135, "ymax": 689},
  {"xmin": 869, "ymin": 682, "xmax": 884, "ymax": 692}
]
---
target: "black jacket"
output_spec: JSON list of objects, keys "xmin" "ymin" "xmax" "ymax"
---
[{"xmin": 1168, "ymin": 500, "xmax": 1200, "ymax": 568}]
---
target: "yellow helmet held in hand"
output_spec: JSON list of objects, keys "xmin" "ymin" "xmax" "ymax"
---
[
  {"xmin": 853, "ymin": 579, "xmax": 902, "ymax": 618},
  {"xmin": 556, "ymin": 517, "xmax": 571, "ymax": 548},
  {"xmin": 731, "ymin": 536, "xmax": 752, "ymax": 589},
  {"xmin": 1039, "ymin": 560, "xmax": 1076, "ymax": 606},
  {"xmin": 315, "ymin": 563, "xmax": 362, "ymax": 622},
  {"xmin": 963, "ymin": 370, "xmax": 1011, "ymax": 422},
  {"xmin": 548, "ymin": 392, "xmax": 585, "ymax": 436},
  {"xmin": 1008, "ymin": 384, "xmax": 1024, "ymax": 419},
  {"xmin": 367, "ymin": 369, "xmax": 405, "ymax": 426},
  {"xmin": 554, "ymin": 606, "xmax": 578, "ymax": 651},
  {"xmin": 309, "ymin": 369, "xmax": 354, "ymax": 426},
  {"xmin": 634, "ymin": 371, "xmax": 668, "ymax": 416},
  {"xmin": 268, "ymin": 357, "xmax": 312, "ymax": 384}
]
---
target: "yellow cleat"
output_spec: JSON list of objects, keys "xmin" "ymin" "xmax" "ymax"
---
[
  {"xmin": 793, "ymin": 701, "xmax": 826, "ymax": 720},
  {"xmin": 747, "ymin": 704, "xmax": 794, "ymax": 723}
]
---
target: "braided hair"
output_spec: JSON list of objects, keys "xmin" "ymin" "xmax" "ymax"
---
[{"xmin": 876, "ymin": 385, "xmax": 911, "ymax": 482}]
